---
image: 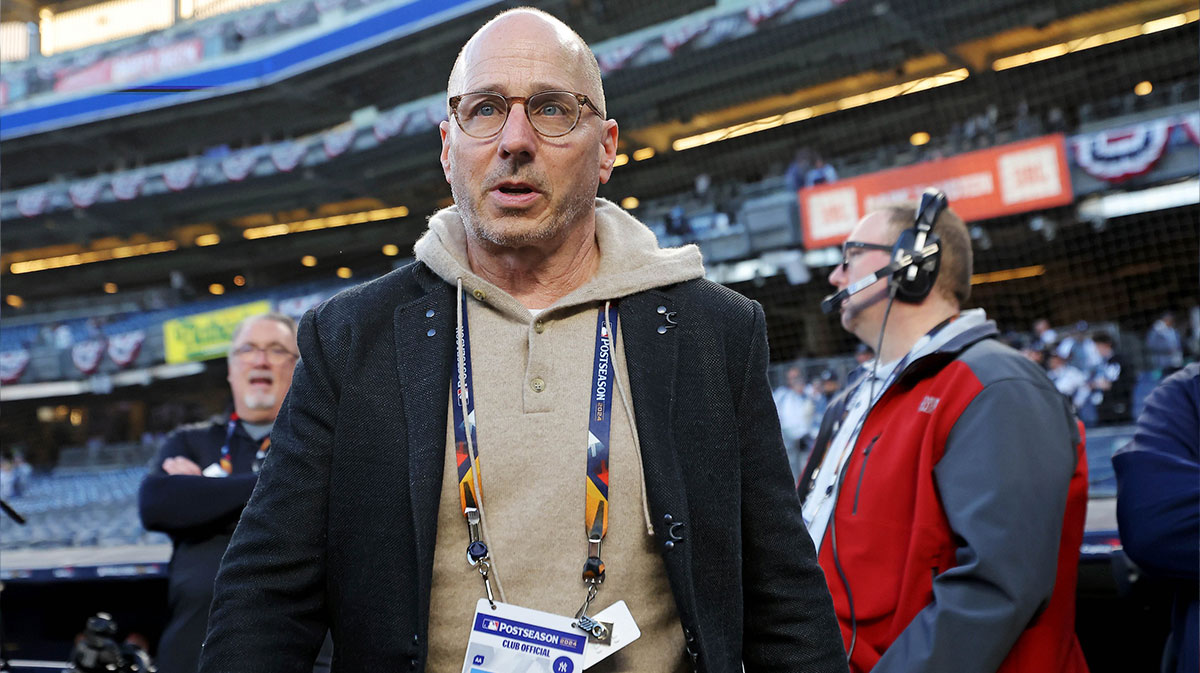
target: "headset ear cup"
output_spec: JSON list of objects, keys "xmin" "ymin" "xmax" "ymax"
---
[{"xmin": 890, "ymin": 230, "xmax": 941, "ymax": 303}]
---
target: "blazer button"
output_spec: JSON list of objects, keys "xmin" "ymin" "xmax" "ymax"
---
[
  {"xmin": 664, "ymin": 540, "xmax": 675, "ymax": 551},
  {"xmin": 530, "ymin": 377, "xmax": 546, "ymax": 393},
  {"xmin": 412, "ymin": 633, "xmax": 420, "ymax": 645}
]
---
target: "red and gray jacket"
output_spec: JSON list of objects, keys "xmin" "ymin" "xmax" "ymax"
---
[{"xmin": 800, "ymin": 320, "xmax": 1089, "ymax": 673}]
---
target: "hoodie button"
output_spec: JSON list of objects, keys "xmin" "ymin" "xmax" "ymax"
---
[
  {"xmin": 530, "ymin": 377, "xmax": 546, "ymax": 393},
  {"xmin": 473, "ymin": 289, "xmax": 487, "ymax": 301},
  {"xmin": 534, "ymin": 320, "xmax": 545, "ymax": 334}
]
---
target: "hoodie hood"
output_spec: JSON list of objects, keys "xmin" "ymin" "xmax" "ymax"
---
[{"xmin": 414, "ymin": 197, "xmax": 704, "ymax": 316}]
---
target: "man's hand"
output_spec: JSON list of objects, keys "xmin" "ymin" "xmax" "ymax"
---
[{"xmin": 162, "ymin": 456, "xmax": 204, "ymax": 476}]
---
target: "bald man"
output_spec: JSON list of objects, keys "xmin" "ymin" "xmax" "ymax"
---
[{"xmin": 199, "ymin": 10, "xmax": 845, "ymax": 673}]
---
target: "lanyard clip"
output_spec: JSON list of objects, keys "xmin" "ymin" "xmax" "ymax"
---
[
  {"xmin": 572, "ymin": 583, "xmax": 612, "ymax": 644},
  {"xmin": 465, "ymin": 507, "xmax": 489, "ymax": 566},
  {"xmin": 582, "ymin": 537, "xmax": 605, "ymax": 584}
]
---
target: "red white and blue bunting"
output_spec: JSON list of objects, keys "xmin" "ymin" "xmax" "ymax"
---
[
  {"xmin": 68, "ymin": 178, "xmax": 105, "ymax": 209},
  {"xmin": 111, "ymin": 172, "xmax": 146, "ymax": 201},
  {"xmin": 222, "ymin": 149, "xmax": 261, "ymax": 182},
  {"xmin": 107, "ymin": 330, "xmax": 146, "ymax": 368},
  {"xmin": 71, "ymin": 339, "xmax": 106, "ymax": 375},
  {"xmin": 16, "ymin": 188, "xmax": 50, "ymax": 218},
  {"xmin": 271, "ymin": 140, "xmax": 310, "ymax": 172},
  {"xmin": 1073, "ymin": 114, "xmax": 1199, "ymax": 183},
  {"xmin": 0, "ymin": 349, "xmax": 30, "ymax": 384},
  {"xmin": 164, "ymin": 159, "xmax": 200, "ymax": 192},
  {"xmin": 322, "ymin": 125, "xmax": 357, "ymax": 158}
]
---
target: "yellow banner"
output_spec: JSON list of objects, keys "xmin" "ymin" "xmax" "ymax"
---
[{"xmin": 163, "ymin": 300, "xmax": 272, "ymax": 363}]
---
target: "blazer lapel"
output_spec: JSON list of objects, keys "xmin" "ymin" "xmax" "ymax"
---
[
  {"xmin": 618, "ymin": 289, "xmax": 700, "ymax": 622},
  {"xmin": 393, "ymin": 271, "xmax": 455, "ymax": 623}
]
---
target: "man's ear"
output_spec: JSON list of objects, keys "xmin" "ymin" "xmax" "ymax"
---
[
  {"xmin": 439, "ymin": 120, "xmax": 452, "ymax": 182},
  {"xmin": 598, "ymin": 119, "xmax": 619, "ymax": 184}
]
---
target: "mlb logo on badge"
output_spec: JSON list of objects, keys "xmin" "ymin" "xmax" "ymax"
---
[{"xmin": 482, "ymin": 618, "xmax": 500, "ymax": 631}]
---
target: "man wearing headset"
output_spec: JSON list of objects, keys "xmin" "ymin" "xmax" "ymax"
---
[{"xmin": 800, "ymin": 197, "xmax": 1089, "ymax": 673}]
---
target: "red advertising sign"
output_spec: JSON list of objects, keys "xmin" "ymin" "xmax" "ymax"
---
[
  {"xmin": 55, "ymin": 38, "xmax": 204, "ymax": 94},
  {"xmin": 800, "ymin": 134, "xmax": 1074, "ymax": 249}
]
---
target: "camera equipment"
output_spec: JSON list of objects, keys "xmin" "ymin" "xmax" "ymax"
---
[{"xmin": 69, "ymin": 613, "xmax": 155, "ymax": 673}]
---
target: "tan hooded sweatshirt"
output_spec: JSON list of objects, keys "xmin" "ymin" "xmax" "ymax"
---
[{"xmin": 414, "ymin": 198, "xmax": 705, "ymax": 672}]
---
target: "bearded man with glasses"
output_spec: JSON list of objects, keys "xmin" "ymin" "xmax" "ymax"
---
[{"xmin": 199, "ymin": 8, "xmax": 845, "ymax": 673}]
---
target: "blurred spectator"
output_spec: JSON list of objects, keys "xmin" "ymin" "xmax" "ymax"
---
[
  {"xmin": 1057, "ymin": 321, "xmax": 1101, "ymax": 372},
  {"xmin": 1113, "ymin": 363, "xmax": 1199, "ymax": 673},
  {"xmin": 138, "ymin": 313, "xmax": 331, "ymax": 673},
  {"xmin": 664, "ymin": 204, "xmax": 693, "ymax": 241},
  {"xmin": 0, "ymin": 454, "xmax": 13, "ymax": 500},
  {"xmin": 844, "ymin": 343, "xmax": 874, "ymax": 388},
  {"xmin": 806, "ymin": 369, "xmax": 841, "ymax": 440},
  {"xmin": 1020, "ymin": 343, "xmax": 1045, "ymax": 366},
  {"xmin": 1045, "ymin": 107, "xmax": 1068, "ymax": 134},
  {"xmin": 1189, "ymin": 305, "xmax": 1200, "ymax": 358},
  {"xmin": 1014, "ymin": 100, "xmax": 1043, "ymax": 139},
  {"xmin": 1046, "ymin": 351, "xmax": 1088, "ymax": 403},
  {"xmin": 1032, "ymin": 318, "xmax": 1057, "ymax": 349},
  {"xmin": 804, "ymin": 151, "xmax": 837, "ymax": 186},
  {"xmin": 12, "ymin": 450, "xmax": 32, "ymax": 496},
  {"xmin": 773, "ymin": 366, "xmax": 814, "ymax": 481},
  {"xmin": 786, "ymin": 147, "xmax": 814, "ymax": 193},
  {"xmin": 1146, "ymin": 312, "xmax": 1184, "ymax": 373},
  {"xmin": 1079, "ymin": 332, "xmax": 1134, "ymax": 426}
]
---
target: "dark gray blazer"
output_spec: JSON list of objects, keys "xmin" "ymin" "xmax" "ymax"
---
[{"xmin": 199, "ymin": 262, "xmax": 847, "ymax": 673}]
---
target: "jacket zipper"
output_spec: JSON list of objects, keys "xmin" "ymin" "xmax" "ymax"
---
[{"xmin": 852, "ymin": 435, "xmax": 879, "ymax": 514}]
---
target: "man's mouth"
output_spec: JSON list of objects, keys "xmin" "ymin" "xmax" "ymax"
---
[
  {"xmin": 489, "ymin": 180, "xmax": 542, "ymax": 207},
  {"xmin": 249, "ymin": 375, "xmax": 273, "ymax": 387}
]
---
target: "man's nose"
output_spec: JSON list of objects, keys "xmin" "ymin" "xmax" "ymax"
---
[
  {"xmin": 498, "ymin": 104, "xmax": 538, "ymax": 160},
  {"xmin": 829, "ymin": 262, "xmax": 846, "ymax": 287}
]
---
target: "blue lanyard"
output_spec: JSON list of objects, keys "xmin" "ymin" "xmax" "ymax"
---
[
  {"xmin": 218, "ymin": 413, "xmax": 270, "ymax": 475},
  {"xmin": 451, "ymin": 301, "xmax": 618, "ymax": 578}
]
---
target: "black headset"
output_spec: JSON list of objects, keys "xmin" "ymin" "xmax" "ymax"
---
[
  {"xmin": 819, "ymin": 188, "xmax": 949, "ymax": 315},
  {"xmin": 889, "ymin": 188, "xmax": 948, "ymax": 303}
]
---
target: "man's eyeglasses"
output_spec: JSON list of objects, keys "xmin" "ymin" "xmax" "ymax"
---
[
  {"xmin": 840, "ymin": 241, "xmax": 893, "ymax": 270},
  {"xmin": 448, "ymin": 90, "xmax": 603, "ymax": 139},
  {"xmin": 231, "ymin": 344, "xmax": 298, "ymax": 365}
]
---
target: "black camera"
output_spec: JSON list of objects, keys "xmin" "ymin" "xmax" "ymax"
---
[{"xmin": 69, "ymin": 613, "xmax": 155, "ymax": 673}]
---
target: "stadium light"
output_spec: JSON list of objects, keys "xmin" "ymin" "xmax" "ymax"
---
[
  {"xmin": 301, "ymin": 255, "xmax": 318, "ymax": 267},
  {"xmin": 209, "ymin": 283, "xmax": 225, "ymax": 295},
  {"xmin": 612, "ymin": 154, "xmax": 629, "ymax": 167},
  {"xmin": 1134, "ymin": 81, "xmax": 1152, "ymax": 96},
  {"xmin": 104, "ymin": 282, "xmax": 118, "ymax": 294},
  {"xmin": 632, "ymin": 147, "xmax": 656, "ymax": 161},
  {"xmin": 195, "ymin": 234, "xmax": 221, "ymax": 246},
  {"xmin": 233, "ymin": 275, "xmax": 246, "ymax": 286},
  {"xmin": 991, "ymin": 10, "xmax": 1199, "ymax": 71},
  {"xmin": 336, "ymin": 267, "xmax": 353, "ymax": 279},
  {"xmin": 910, "ymin": 132, "xmax": 931, "ymax": 146},
  {"xmin": 5, "ymin": 295, "xmax": 23, "ymax": 308},
  {"xmin": 382, "ymin": 244, "xmax": 400, "ymax": 256},
  {"xmin": 672, "ymin": 69, "xmax": 969, "ymax": 152},
  {"xmin": 8, "ymin": 240, "xmax": 178, "ymax": 274},
  {"xmin": 1076, "ymin": 178, "xmax": 1200, "ymax": 220},
  {"xmin": 242, "ymin": 206, "xmax": 409, "ymax": 240},
  {"xmin": 970, "ymin": 265, "xmax": 1046, "ymax": 285},
  {"xmin": 621, "ymin": 197, "xmax": 640, "ymax": 209}
]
